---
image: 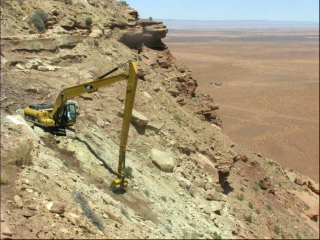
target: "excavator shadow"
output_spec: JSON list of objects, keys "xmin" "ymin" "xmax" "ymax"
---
[{"xmin": 75, "ymin": 137, "xmax": 117, "ymax": 176}]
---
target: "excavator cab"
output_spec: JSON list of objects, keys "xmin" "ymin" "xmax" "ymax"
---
[{"xmin": 60, "ymin": 101, "xmax": 77, "ymax": 125}]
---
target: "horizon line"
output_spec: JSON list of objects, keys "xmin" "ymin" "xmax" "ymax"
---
[{"xmin": 155, "ymin": 19, "xmax": 320, "ymax": 23}]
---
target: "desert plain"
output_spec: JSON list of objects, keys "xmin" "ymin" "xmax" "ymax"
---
[{"xmin": 164, "ymin": 27, "xmax": 319, "ymax": 181}]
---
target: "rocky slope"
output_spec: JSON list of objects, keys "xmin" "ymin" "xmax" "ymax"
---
[{"xmin": 0, "ymin": 0, "xmax": 319, "ymax": 239}]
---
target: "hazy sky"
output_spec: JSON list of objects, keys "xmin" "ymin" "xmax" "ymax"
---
[{"xmin": 123, "ymin": 0, "xmax": 319, "ymax": 22}]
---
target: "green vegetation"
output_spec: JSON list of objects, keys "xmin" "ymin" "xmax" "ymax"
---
[
  {"xmin": 268, "ymin": 161, "xmax": 274, "ymax": 166},
  {"xmin": 175, "ymin": 84, "xmax": 181, "ymax": 91},
  {"xmin": 144, "ymin": 189, "xmax": 150, "ymax": 197},
  {"xmin": 248, "ymin": 202, "xmax": 254, "ymax": 209},
  {"xmin": 255, "ymin": 208, "xmax": 261, "ymax": 214},
  {"xmin": 94, "ymin": 39, "xmax": 99, "ymax": 47},
  {"xmin": 244, "ymin": 214, "xmax": 252, "ymax": 223},
  {"xmin": 85, "ymin": 17, "xmax": 92, "ymax": 25},
  {"xmin": 240, "ymin": 187, "xmax": 245, "ymax": 192},
  {"xmin": 210, "ymin": 97, "xmax": 214, "ymax": 102},
  {"xmin": 258, "ymin": 181, "xmax": 264, "ymax": 189},
  {"xmin": 1, "ymin": 1, "xmax": 11, "ymax": 7},
  {"xmin": 303, "ymin": 202, "xmax": 310, "ymax": 210},
  {"xmin": 236, "ymin": 193, "xmax": 244, "ymax": 201},
  {"xmin": 183, "ymin": 231, "xmax": 200, "ymax": 239},
  {"xmin": 253, "ymin": 185, "xmax": 259, "ymax": 192},
  {"xmin": 61, "ymin": 0, "xmax": 72, "ymax": 4},
  {"xmin": 274, "ymin": 225, "xmax": 281, "ymax": 235},
  {"xmin": 161, "ymin": 196, "xmax": 167, "ymax": 202},
  {"xmin": 277, "ymin": 182, "xmax": 282, "ymax": 187},
  {"xmin": 103, "ymin": 3, "xmax": 108, "ymax": 8},
  {"xmin": 267, "ymin": 205, "xmax": 272, "ymax": 211},
  {"xmin": 296, "ymin": 233, "xmax": 302, "ymax": 239},
  {"xmin": 123, "ymin": 166, "xmax": 133, "ymax": 179},
  {"xmin": 21, "ymin": 6, "xmax": 26, "ymax": 10},
  {"xmin": 8, "ymin": 141, "xmax": 33, "ymax": 166},
  {"xmin": 213, "ymin": 232, "xmax": 222, "ymax": 239},
  {"xmin": 30, "ymin": 10, "xmax": 48, "ymax": 33},
  {"xmin": 119, "ymin": 1, "xmax": 129, "ymax": 6},
  {"xmin": 149, "ymin": 17, "xmax": 153, "ymax": 21},
  {"xmin": 173, "ymin": 113, "xmax": 182, "ymax": 122}
]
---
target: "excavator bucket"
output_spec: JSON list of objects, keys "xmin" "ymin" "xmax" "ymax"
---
[{"xmin": 110, "ymin": 177, "xmax": 128, "ymax": 190}]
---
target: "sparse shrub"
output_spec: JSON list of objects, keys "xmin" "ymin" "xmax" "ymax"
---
[
  {"xmin": 0, "ymin": 171, "xmax": 8, "ymax": 185},
  {"xmin": 30, "ymin": 10, "xmax": 48, "ymax": 33},
  {"xmin": 141, "ymin": 209, "xmax": 158, "ymax": 223},
  {"xmin": 121, "ymin": 206, "xmax": 130, "ymax": 220},
  {"xmin": 213, "ymin": 232, "xmax": 222, "ymax": 239},
  {"xmin": 274, "ymin": 225, "xmax": 281, "ymax": 235},
  {"xmin": 137, "ymin": 55, "xmax": 142, "ymax": 61},
  {"xmin": 183, "ymin": 231, "xmax": 200, "ymax": 239},
  {"xmin": 296, "ymin": 233, "xmax": 302, "ymax": 239},
  {"xmin": 244, "ymin": 214, "xmax": 252, "ymax": 223},
  {"xmin": 144, "ymin": 189, "xmax": 150, "ymax": 197},
  {"xmin": 173, "ymin": 113, "xmax": 182, "ymax": 122},
  {"xmin": 7, "ymin": 141, "xmax": 33, "ymax": 166},
  {"xmin": 161, "ymin": 196, "xmax": 167, "ymax": 202},
  {"xmin": 94, "ymin": 39, "xmax": 99, "ymax": 47},
  {"xmin": 240, "ymin": 187, "xmax": 245, "ymax": 192},
  {"xmin": 123, "ymin": 166, "xmax": 133, "ymax": 179},
  {"xmin": 175, "ymin": 84, "xmax": 181, "ymax": 91},
  {"xmin": 149, "ymin": 17, "xmax": 153, "ymax": 21},
  {"xmin": 237, "ymin": 171, "xmax": 241, "ymax": 175},
  {"xmin": 210, "ymin": 97, "xmax": 214, "ymax": 102},
  {"xmin": 103, "ymin": 3, "xmax": 107, "ymax": 8},
  {"xmin": 236, "ymin": 193, "xmax": 244, "ymax": 201},
  {"xmin": 119, "ymin": 1, "xmax": 129, "ymax": 6},
  {"xmin": 73, "ymin": 191, "xmax": 105, "ymax": 233},
  {"xmin": 268, "ymin": 161, "xmax": 274, "ymax": 166},
  {"xmin": 255, "ymin": 208, "xmax": 261, "ymax": 214},
  {"xmin": 267, "ymin": 205, "xmax": 272, "ymax": 211},
  {"xmin": 85, "ymin": 17, "xmax": 92, "ymax": 26},
  {"xmin": 1, "ymin": 1, "xmax": 11, "ymax": 7},
  {"xmin": 303, "ymin": 202, "xmax": 310, "ymax": 210},
  {"xmin": 278, "ymin": 182, "xmax": 282, "ymax": 187},
  {"xmin": 253, "ymin": 185, "xmax": 259, "ymax": 192},
  {"xmin": 17, "ymin": 0, "xmax": 24, "ymax": 5},
  {"xmin": 248, "ymin": 202, "xmax": 254, "ymax": 209},
  {"xmin": 145, "ymin": 67, "xmax": 151, "ymax": 75},
  {"xmin": 21, "ymin": 6, "xmax": 26, "ymax": 10},
  {"xmin": 258, "ymin": 181, "xmax": 264, "ymax": 189}
]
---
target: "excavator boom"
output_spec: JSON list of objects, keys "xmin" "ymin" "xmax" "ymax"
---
[{"xmin": 24, "ymin": 61, "xmax": 139, "ymax": 190}]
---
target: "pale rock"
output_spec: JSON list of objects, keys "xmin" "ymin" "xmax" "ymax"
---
[
  {"xmin": 176, "ymin": 176, "xmax": 191, "ymax": 189},
  {"xmin": 49, "ymin": 203, "xmax": 65, "ymax": 214},
  {"xmin": 146, "ymin": 121, "xmax": 163, "ymax": 131},
  {"xmin": 205, "ymin": 190, "xmax": 226, "ymax": 202},
  {"xmin": 1, "ymin": 222, "xmax": 12, "ymax": 236},
  {"xmin": 196, "ymin": 154, "xmax": 219, "ymax": 183},
  {"xmin": 150, "ymin": 149, "xmax": 175, "ymax": 173},
  {"xmin": 143, "ymin": 92, "xmax": 151, "ymax": 99},
  {"xmin": 16, "ymin": 63, "xmax": 25, "ymax": 70},
  {"xmin": 118, "ymin": 108, "xmax": 149, "ymax": 127},
  {"xmin": 14, "ymin": 195, "xmax": 23, "ymax": 209}
]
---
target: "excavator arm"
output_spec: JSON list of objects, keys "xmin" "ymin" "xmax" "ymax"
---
[{"xmin": 25, "ymin": 61, "xmax": 139, "ymax": 190}]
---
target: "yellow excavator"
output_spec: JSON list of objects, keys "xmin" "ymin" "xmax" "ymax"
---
[{"xmin": 24, "ymin": 61, "xmax": 139, "ymax": 190}]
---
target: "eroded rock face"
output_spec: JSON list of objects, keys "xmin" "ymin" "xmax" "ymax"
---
[
  {"xmin": 150, "ymin": 149, "xmax": 175, "ymax": 173},
  {"xmin": 112, "ymin": 20, "xmax": 168, "ymax": 49}
]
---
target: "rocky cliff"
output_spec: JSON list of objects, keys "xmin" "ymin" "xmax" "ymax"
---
[{"xmin": 0, "ymin": 0, "xmax": 318, "ymax": 239}]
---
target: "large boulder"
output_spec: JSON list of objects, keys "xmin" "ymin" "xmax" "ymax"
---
[
  {"xmin": 118, "ymin": 108, "xmax": 149, "ymax": 127},
  {"xmin": 150, "ymin": 149, "xmax": 175, "ymax": 173},
  {"xmin": 195, "ymin": 154, "xmax": 219, "ymax": 183}
]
